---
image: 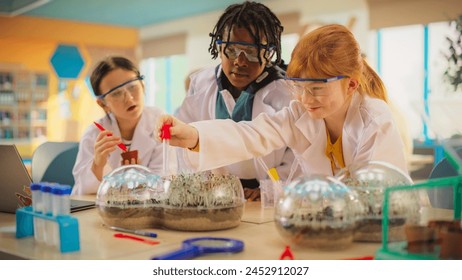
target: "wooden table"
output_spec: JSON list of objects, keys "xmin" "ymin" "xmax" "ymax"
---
[{"xmin": 0, "ymin": 199, "xmax": 381, "ymax": 260}]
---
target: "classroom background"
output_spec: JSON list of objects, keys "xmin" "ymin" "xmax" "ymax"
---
[{"xmin": 0, "ymin": 0, "xmax": 461, "ymax": 182}]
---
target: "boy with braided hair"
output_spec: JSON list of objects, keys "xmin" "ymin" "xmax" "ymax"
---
[{"xmin": 175, "ymin": 1, "xmax": 298, "ymax": 201}]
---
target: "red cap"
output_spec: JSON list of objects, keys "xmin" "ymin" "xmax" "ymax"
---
[{"xmin": 161, "ymin": 124, "xmax": 171, "ymax": 140}]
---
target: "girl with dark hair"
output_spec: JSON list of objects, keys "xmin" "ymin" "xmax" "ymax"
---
[{"xmin": 72, "ymin": 56, "xmax": 170, "ymax": 195}]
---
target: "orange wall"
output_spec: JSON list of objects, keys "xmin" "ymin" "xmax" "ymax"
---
[
  {"xmin": 0, "ymin": 16, "xmax": 138, "ymax": 47},
  {"xmin": 0, "ymin": 16, "xmax": 139, "ymax": 157}
]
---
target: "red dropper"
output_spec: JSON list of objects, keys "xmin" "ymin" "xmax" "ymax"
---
[
  {"xmin": 161, "ymin": 124, "xmax": 172, "ymax": 140},
  {"xmin": 161, "ymin": 124, "xmax": 171, "ymax": 175}
]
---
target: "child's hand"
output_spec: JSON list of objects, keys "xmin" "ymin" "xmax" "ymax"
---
[
  {"xmin": 244, "ymin": 188, "xmax": 261, "ymax": 201},
  {"xmin": 93, "ymin": 130, "xmax": 121, "ymax": 167},
  {"xmin": 92, "ymin": 130, "xmax": 122, "ymax": 180},
  {"xmin": 156, "ymin": 114, "xmax": 199, "ymax": 150},
  {"xmin": 122, "ymin": 157, "xmax": 138, "ymax": 165},
  {"xmin": 121, "ymin": 150, "xmax": 138, "ymax": 165}
]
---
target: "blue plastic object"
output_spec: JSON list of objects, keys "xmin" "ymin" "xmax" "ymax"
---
[
  {"xmin": 152, "ymin": 237, "xmax": 244, "ymax": 260},
  {"xmin": 16, "ymin": 206, "xmax": 80, "ymax": 253}
]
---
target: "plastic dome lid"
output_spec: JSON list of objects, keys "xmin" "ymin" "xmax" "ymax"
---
[
  {"xmin": 336, "ymin": 161, "xmax": 419, "ymax": 242},
  {"xmin": 277, "ymin": 175, "xmax": 362, "ymax": 225},
  {"xmin": 274, "ymin": 174, "xmax": 363, "ymax": 249},
  {"xmin": 337, "ymin": 161, "xmax": 413, "ymax": 188},
  {"xmin": 96, "ymin": 165, "xmax": 162, "ymax": 207},
  {"xmin": 95, "ymin": 167, "xmax": 245, "ymax": 231}
]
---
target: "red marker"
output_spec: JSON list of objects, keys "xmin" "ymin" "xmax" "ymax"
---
[{"xmin": 93, "ymin": 121, "xmax": 128, "ymax": 152}]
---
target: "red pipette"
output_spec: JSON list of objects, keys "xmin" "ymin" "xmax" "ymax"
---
[
  {"xmin": 93, "ymin": 122, "xmax": 128, "ymax": 152},
  {"xmin": 160, "ymin": 124, "xmax": 171, "ymax": 175}
]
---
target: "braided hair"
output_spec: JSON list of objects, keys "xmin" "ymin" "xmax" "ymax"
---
[{"xmin": 208, "ymin": 1, "xmax": 284, "ymax": 66}]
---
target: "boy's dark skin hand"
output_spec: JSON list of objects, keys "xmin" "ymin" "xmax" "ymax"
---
[{"xmin": 244, "ymin": 188, "xmax": 260, "ymax": 201}]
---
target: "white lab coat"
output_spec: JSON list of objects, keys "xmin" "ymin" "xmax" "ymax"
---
[
  {"xmin": 188, "ymin": 91, "xmax": 408, "ymax": 176},
  {"xmin": 72, "ymin": 107, "xmax": 172, "ymax": 195},
  {"xmin": 175, "ymin": 65, "xmax": 298, "ymax": 182}
]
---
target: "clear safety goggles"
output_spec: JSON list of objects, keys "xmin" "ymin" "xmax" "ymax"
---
[
  {"xmin": 98, "ymin": 75, "xmax": 144, "ymax": 102},
  {"xmin": 216, "ymin": 40, "xmax": 275, "ymax": 62},
  {"xmin": 284, "ymin": 76, "xmax": 348, "ymax": 98}
]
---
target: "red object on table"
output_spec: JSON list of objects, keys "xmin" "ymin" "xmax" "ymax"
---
[
  {"xmin": 343, "ymin": 255, "xmax": 374, "ymax": 260},
  {"xmin": 279, "ymin": 245, "xmax": 295, "ymax": 260},
  {"xmin": 113, "ymin": 233, "xmax": 159, "ymax": 245}
]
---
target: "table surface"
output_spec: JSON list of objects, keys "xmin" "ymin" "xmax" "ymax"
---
[
  {"xmin": 2, "ymin": 199, "xmax": 454, "ymax": 260},
  {"xmin": 0, "ymin": 196, "xmax": 386, "ymax": 260}
]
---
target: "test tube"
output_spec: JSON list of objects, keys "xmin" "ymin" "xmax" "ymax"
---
[
  {"xmin": 163, "ymin": 139, "xmax": 169, "ymax": 175},
  {"xmin": 51, "ymin": 184, "xmax": 71, "ymax": 247},
  {"xmin": 285, "ymin": 156, "xmax": 303, "ymax": 186},
  {"xmin": 40, "ymin": 183, "xmax": 54, "ymax": 246},
  {"xmin": 256, "ymin": 157, "xmax": 280, "ymax": 182},
  {"xmin": 52, "ymin": 184, "xmax": 71, "ymax": 216},
  {"xmin": 256, "ymin": 157, "xmax": 282, "ymax": 207},
  {"xmin": 30, "ymin": 183, "xmax": 45, "ymax": 243}
]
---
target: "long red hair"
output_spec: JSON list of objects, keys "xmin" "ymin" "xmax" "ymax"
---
[{"xmin": 287, "ymin": 24, "xmax": 388, "ymax": 102}]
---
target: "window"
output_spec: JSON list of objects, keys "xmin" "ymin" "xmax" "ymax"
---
[
  {"xmin": 371, "ymin": 21, "xmax": 460, "ymax": 141},
  {"xmin": 141, "ymin": 55, "xmax": 188, "ymax": 114}
]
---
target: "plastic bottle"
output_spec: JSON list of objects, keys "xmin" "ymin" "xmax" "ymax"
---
[
  {"xmin": 30, "ymin": 183, "xmax": 45, "ymax": 243},
  {"xmin": 40, "ymin": 183, "xmax": 53, "ymax": 246},
  {"xmin": 51, "ymin": 184, "xmax": 71, "ymax": 247}
]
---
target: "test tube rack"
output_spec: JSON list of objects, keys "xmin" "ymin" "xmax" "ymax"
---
[{"xmin": 15, "ymin": 206, "xmax": 80, "ymax": 253}]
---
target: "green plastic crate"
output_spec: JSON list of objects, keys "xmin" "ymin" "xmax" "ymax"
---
[{"xmin": 375, "ymin": 176, "xmax": 462, "ymax": 259}]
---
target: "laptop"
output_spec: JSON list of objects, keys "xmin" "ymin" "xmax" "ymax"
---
[{"xmin": 0, "ymin": 144, "xmax": 95, "ymax": 214}]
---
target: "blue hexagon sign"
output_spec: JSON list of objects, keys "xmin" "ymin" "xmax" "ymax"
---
[{"xmin": 50, "ymin": 44, "xmax": 85, "ymax": 79}]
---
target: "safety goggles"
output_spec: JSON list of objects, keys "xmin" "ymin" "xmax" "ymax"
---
[
  {"xmin": 284, "ymin": 76, "xmax": 348, "ymax": 98},
  {"xmin": 98, "ymin": 75, "xmax": 144, "ymax": 101},
  {"xmin": 216, "ymin": 40, "xmax": 275, "ymax": 62}
]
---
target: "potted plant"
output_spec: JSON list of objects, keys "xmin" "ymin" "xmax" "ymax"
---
[
  {"xmin": 428, "ymin": 15, "xmax": 462, "ymax": 140},
  {"xmin": 443, "ymin": 14, "xmax": 462, "ymax": 93}
]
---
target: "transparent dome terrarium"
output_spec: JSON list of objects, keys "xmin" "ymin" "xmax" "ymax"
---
[
  {"xmin": 96, "ymin": 165, "xmax": 165, "ymax": 229},
  {"xmin": 96, "ymin": 165, "xmax": 245, "ymax": 231},
  {"xmin": 161, "ymin": 172, "xmax": 245, "ymax": 231},
  {"xmin": 337, "ymin": 161, "xmax": 422, "ymax": 242},
  {"xmin": 274, "ymin": 175, "xmax": 363, "ymax": 250}
]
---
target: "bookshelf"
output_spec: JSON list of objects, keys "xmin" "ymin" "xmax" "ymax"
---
[{"xmin": 0, "ymin": 69, "xmax": 48, "ymax": 148}]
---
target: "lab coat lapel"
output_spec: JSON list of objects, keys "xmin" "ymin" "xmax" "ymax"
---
[
  {"xmin": 295, "ymin": 111, "xmax": 333, "ymax": 175},
  {"xmin": 106, "ymin": 113, "xmax": 124, "ymax": 167},
  {"xmin": 342, "ymin": 92, "xmax": 364, "ymax": 167},
  {"xmin": 216, "ymin": 65, "xmax": 236, "ymax": 117},
  {"xmin": 252, "ymin": 83, "xmax": 277, "ymax": 118},
  {"xmin": 130, "ymin": 111, "xmax": 155, "ymax": 164},
  {"xmin": 218, "ymin": 90, "xmax": 236, "ymax": 117}
]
